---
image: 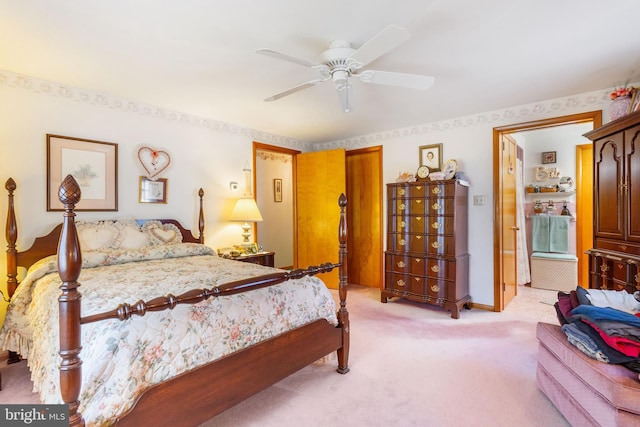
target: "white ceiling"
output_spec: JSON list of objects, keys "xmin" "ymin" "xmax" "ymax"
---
[{"xmin": 2, "ymin": 1, "xmax": 640, "ymax": 144}]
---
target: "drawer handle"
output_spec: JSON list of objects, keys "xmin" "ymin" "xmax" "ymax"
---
[
  {"xmin": 397, "ymin": 261, "xmax": 405, "ymax": 268},
  {"xmin": 399, "ymin": 203, "xmax": 406, "ymax": 211},
  {"xmin": 430, "ymin": 285, "xmax": 440, "ymax": 292},
  {"xmin": 431, "ymin": 241, "xmax": 440, "ymax": 249},
  {"xmin": 398, "ymin": 189, "xmax": 406, "ymax": 196},
  {"xmin": 399, "ymin": 220, "xmax": 406, "ymax": 228},
  {"xmin": 416, "ymin": 216, "xmax": 422, "ymax": 221},
  {"xmin": 432, "ymin": 202, "xmax": 440, "ymax": 210},
  {"xmin": 431, "ymin": 187, "xmax": 440, "ymax": 195},
  {"xmin": 431, "ymin": 222, "xmax": 441, "ymax": 229},
  {"xmin": 414, "ymin": 258, "xmax": 422, "ymax": 263},
  {"xmin": 399, "ymin": 239, "xmax": 406, "ymax": 246},
  {"xmin": 416, "ymin": 235, "xmax": 422, "ymax": 240},
  {"xmin": 416, "ymin": 186, "xmax": 422, "ymax": 190},
  {"xmin": 415, "ymin": 200, "xmax": 422, "ymax": 204},
  {"xmin": 431, "ymin": 265, "xmax": 440, "ymax": 273},
  {"xmin": 397, "ymin": 279, "xmax": 406, "ymax": 287},
  {"xmin": 620, "ymin": 245, "xmax": 628, "ymax": 251},
  {"xmin": 600, "ymin": 264, "xmax": 609, "ymax": 273},
  {"xmin": 617, "ymin": 263, "xmax": 624, "ymax": 270},
  {"xmin": 414, "ymin": 277, "xmax": 421, "ymax": 282}
]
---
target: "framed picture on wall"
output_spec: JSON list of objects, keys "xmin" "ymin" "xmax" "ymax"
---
[
  {"xmin": 273, "ymin": 178, "xmax": 283, "ymax": 202},
  {"xmin": 541, "ymin": 151, "xmax": 557, "ymax": 164},
  {"xmin": 419, "ymin": 143, "xmax": 443, "ymax": 172},
  {"xmin": 139, "ymin": 176, "xmax": 168, "ymax": 203},
  {"xmin": 46, "ymin": 134, "xmax": 118, "ymax": 211}
]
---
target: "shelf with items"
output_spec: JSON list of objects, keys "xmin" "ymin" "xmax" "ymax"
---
[{"xmin": 525, "ymin": 190, "xmax": 574, "ymax": 198}]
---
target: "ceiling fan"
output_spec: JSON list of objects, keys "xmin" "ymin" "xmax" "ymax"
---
[{"xmin": 256, "ymin": 25, "xmax": 435, "ymax": 113}]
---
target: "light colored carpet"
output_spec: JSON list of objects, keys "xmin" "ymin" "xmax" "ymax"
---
[{"xmin": 0, "ymin": 285, "xmax": 568, "ymax": 426}]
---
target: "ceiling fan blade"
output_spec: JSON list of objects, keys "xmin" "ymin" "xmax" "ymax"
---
[
  {"xmin": 356, "ymin": 70, "xmax": 435, "ymax": 90},
  {"xmin": 255, "ymin": 48, "xmax": 322, "ymax": 68},
  {"xmin": 336, "ymin": 83, "xmax": 354, "ymax": 113},
  {"xmin": 264, "ymin": 78, "xmax": 326, "ymax": 102},
  {"xmin": 349, "ymin": 25, "xmax": 411, "ymax": 68}
]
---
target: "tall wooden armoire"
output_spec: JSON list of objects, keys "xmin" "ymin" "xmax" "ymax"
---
[{"xmin": 584, "ymin": 110, "xmax": 640, "ymax": 292}]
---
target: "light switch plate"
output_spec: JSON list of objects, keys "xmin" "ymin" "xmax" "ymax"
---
[{"xmin": 473, "ymin": 195, "xmax": 486, "ymax": 206}]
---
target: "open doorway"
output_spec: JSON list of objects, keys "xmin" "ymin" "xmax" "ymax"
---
[
  {"xmin": 493, "ymin": 111, "xmax": 602, "ymax": 312},
  {"xmin": 253, "ymin": 142, "xmax": 300, "ymax": 269}
]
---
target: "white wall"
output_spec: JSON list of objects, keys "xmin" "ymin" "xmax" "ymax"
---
[
  {"xmin": 322, "ymin": 90, "xmax": 612, "ymax": 307},
  {"xmin": 0, "ymin": 71, "xmax": 310, "ymax": 312},
  {"xmin": 0, "ymin": 68, "xmax": 618, "ymax": 311}
]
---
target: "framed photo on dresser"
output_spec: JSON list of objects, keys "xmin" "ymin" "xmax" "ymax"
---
[{"xmin": 419, "ymin": 143, "xmax": 443, "ymax": 172}]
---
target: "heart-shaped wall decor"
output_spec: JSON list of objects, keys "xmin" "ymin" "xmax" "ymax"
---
[{"xmin": 137, "ymin": 146, "xmax": 171, "ymax": 180}]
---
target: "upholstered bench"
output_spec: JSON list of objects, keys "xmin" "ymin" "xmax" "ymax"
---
[
  {"xmin": 530, "ymin": 252, "xmax": 578, "ymax": 292},
  {"xmin": 536, "ymin": 322, "xmax": 640, "ymax": 426}
]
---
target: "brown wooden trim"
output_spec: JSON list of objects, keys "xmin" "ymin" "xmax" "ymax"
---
[
  {"xmin": 5, "ymin": 178, "xmax": 17, "ymax": 298},
  {"xmin": 492, "ymin": 110, "xmax": 602, "ymax": 312},
  {"xmin": 252, "ymin": 142, "xmax": 301, "ymax": 265}
]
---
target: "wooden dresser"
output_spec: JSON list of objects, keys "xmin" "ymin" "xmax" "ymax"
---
[
  {"xmin": 382, "ymin": 180, "xmax": 471, "ymax": 318},
  {"xmin": 584, "ymin": 110, "xmax": 640, "ymax": 293}
]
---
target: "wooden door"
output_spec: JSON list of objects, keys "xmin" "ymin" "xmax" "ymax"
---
[
  {"xmin": 625, "ymin": 125, "xmax": 640, "ymax": 242},
  {"xmin": 296, "ymin": 149, "xmax": 346, "ymax": 289},
  {"xmin": 594, "ymin": 136, "xmax": 624, "ymax": 240},
  {"xmin": 575, "ymin": 143, "xmax": 593, "ymax": 288},
  {"xmin": 501, "ymin": 134, "xmax": 518, "ymax": 307},
  {"xmin": 346, "ymin": 147, "xmax": 383, "ymax": 288}
]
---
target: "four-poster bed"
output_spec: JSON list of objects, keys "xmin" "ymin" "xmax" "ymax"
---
[{"xmin": 2, "ymin": 175, "xmax": 350, "ymax": 427}]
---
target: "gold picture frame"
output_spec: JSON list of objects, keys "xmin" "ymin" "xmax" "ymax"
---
[
  {"xmin": 139, "ymin": 176, "xmax": 168, "ymax": 203},
  {"xmin": 273, "ymin": 178, "xmax": 283, "ymax": 202},
  {"xmin": 419, "ymin": 143, "xmax": 443, "ymax": 172},
  {"xmin": 46, "ymin": 134, "xmax": 118, "ymax": 211}
]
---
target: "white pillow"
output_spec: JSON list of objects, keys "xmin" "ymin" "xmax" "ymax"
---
[
  {"xmin": 118, "ymin": 224, "xmax": 149, "ymax": 249},
  {"xmin": 76, "ymin": 221, "xmax": 123, "ymax": 251},
  {"xmin": 142, "ymin": 221, "xmax": 182, "ymax": 245}
]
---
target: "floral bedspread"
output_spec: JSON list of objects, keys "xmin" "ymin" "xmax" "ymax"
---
[{"xmin": 0, "ymin": 243, "xmax": 338, "ymax": 426}]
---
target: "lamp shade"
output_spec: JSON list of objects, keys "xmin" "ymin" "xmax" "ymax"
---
[{"xmin": 230, "ymin": 198, "xmax": 263, "ymax": 222}]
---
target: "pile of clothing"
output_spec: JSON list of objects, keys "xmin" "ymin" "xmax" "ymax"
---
[{"xmin": 555, "ymin": 287, "xmax": 640, "ymax": 375}]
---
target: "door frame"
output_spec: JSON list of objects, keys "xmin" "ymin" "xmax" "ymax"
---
[
  {"xmin": 492, "ymin": 111, "xmax": 602, "ymax": 312},
  {"xmin": 346, "ymin": 145, "xmax": 383, "ymax": 288},
  {"xmin": 253, "ymin": 142, "xmax": 301, "ymax": 266}
]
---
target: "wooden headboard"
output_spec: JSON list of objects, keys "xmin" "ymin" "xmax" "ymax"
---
[{"xmin": 5, "ymin": 178, "xmax": 205, "ymax": 298}]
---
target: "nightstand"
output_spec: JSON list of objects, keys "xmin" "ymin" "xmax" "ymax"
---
[{"xmin": 234, "ymin": 252, "xmax": 275, "ymax": 267}]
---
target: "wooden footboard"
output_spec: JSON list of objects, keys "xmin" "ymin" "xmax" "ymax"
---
[{"xmin": 5, "ymin": 175, "xmax": 349, "ymax": 427}]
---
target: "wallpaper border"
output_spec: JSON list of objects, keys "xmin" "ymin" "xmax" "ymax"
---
[
  {"xmin": 1, "ymin": 69, "xmax": 616, "ymax": 153},
  {"xmin": 0, "ymin": 69, "xmax": 311, "ymax": 151},
  {"xmin": 320, "ymin": 90, "xmax": 611, "ymax": 150}
]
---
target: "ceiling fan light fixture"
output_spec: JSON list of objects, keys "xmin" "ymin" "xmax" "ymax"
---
[
  {"xmin": 256, "ymin": 25, "xmax": 434, "ymax": 112},
  {"xmin": 332, "ymin": 69, "xmax": 349, "ymax": 85}
]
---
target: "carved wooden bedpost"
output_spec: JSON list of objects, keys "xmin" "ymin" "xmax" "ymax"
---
[
  {"xmin": 336, "ymin": 193, "xmax": 350, "ymax": 374},
  {"xmin": 5, "ymin": 178, "xmax": 17, "ymax": 298},
  {"xmin": 57, "ymin": 175, "xmax": 85, "ymax": 427},
  {"xmin": 198, "ymin": 188, "xmax": 205, "ymax": 244},
  {"xmin": 4, "ymin": 178, "xmax": 21, "ymax": 365}
]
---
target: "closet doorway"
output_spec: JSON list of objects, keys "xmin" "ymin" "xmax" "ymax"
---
[
  {"xmin": 254, "ymin": 143, "xmax": 383, "ymax": 289},
  {"xmin": 492, "ymin": 111, "xmax": 602, "ymax": 311}
]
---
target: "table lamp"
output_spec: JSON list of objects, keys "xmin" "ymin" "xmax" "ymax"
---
[{"xmin": 230, "ymin": 197, "xmax": 263, "ymax": 247}]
